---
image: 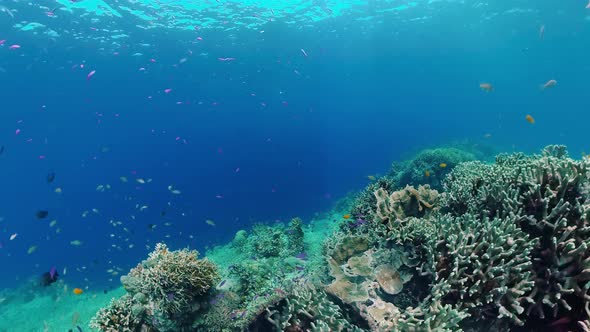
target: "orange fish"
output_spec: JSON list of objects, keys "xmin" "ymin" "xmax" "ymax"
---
[
  {"xmin": 479, "ymin": 83, "xmax": 493, "ymax": 92},
  {"xmin": 525, "ymin": 114, "xmax": 535, "ymax": 124},
  {"xmin": 439, "ymin": 163, "xmax": 447, "ymax": 168},
  {"xmin": 424, "ymin": 170, "xmax": 430, "ymax": 177},
  {"xmin": 73, "ymin": 288, "xmax": 84, "ymax": 295},
  {"xmin": 541, "ymin": 79, "xmax": 557, "ymax": 90},
  {"xmin": 342, "ymin": 214, "xmax": 351, "ymax": 219}
]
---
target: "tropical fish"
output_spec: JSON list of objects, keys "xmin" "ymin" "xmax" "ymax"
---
[
  {"xmin": 49, "ymin": 220, "xmax": 57, "ymax": 227},
  {"xmin": 439, "ymin": 163, "xmax": 447, "ymax": 168},
  {"xmin": 424, "ymin": 170, "xmax": 431, "ymax": 177},
  {"xmin": 367, "ymin": 175, "xmax": 376, "ymax": 181},
  {"xmin": 55, "ymin": 187, "xmax": 62, "ymax": 193},
  {"xmin": 342, "ymin": 214, "xmax": 351, "ymax": 219},
  {"xmin": 541, "ymin": 79, "xmax": 557, "ymax": 90},
  {"xmin": 539, "ymin": 25, "xmax": 545, "ymax": 40},
  {"xmin": 72, "ymin": 288, "xmax": 84, "ymax": 295},
  {"xmin": 205, "ymin": 220, "xmax": 216, "ymax": 226},
  {"xmin": 120, "ymin": 176, "xmax": 128, "ymax": 182},
  {"xmin": 27, "ymin": 245, "xmax": 38, "ymax": 254},
  {"xmin": 70, "ymin": 240, "xmax": 83, "ymax": 246},
  {"xmin": 46, "ymin": 171, "xmax": 56, "ymax": 183},
  {"xmin": 525, "ymin": 114, "xmax": 535, "ymax": 124},
  {"xmin": 479, "ymin": 83, "xmax": 493, "ymax": 92},
  {"xmin": 36, "ymin": 210, "xmax": 49, "ymax": 219}
]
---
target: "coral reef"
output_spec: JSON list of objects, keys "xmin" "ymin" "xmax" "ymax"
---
[
  {"xmin": 90, "ymin": 243, "xmax": 219, "ymax": 332},
  {"xmin": 89, "ymin": 144, "xmax": 590, "ymax": 332}
]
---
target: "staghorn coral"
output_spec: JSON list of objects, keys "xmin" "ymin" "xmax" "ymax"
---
[
  {"xmin": 433, "ymin": 214, "xmax": 536, "ymax": 327},
  {"xmin": 257, "ymin": 281, "xmax": 366, "ymax": 332},
  {"xmin": 443, "ymin": 146, "xmax": 590, "ymax": 328}
]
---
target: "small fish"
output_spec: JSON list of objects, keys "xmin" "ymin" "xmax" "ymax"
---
[
  {"xmin": 367, "ymin": 175, "xmax": 376, "ymax": 181},
  {"xmin": 525, "ymin": 114, "xmax": 535, "ymax": 124},
  {"xmin": 119, "ymin": 176, "xmax": 128, "ymax": 182},
  {"xmin": 218, "ymin": 57, "xmax": 236, "ymax": 61},
  {"xmin": 205, "ymin": 219, "xmax": 216, "ymax": 226},
  {"xmin": 539, "ymin": 25, "xmax": 545, "ymax": 40},
  {"xmin": 9, "ymin": 45, "xmax": 20, "ymax": 50},
  {"xmin": 49, "ymin": 220, "xmax": 57, "ymax": 227},
  {"xmin": 300, "ymin": 49, "xmax": 308, "ymax": 57},
  {"xmin": 72, "ymin": 288, "xmax": 83, "ymax": 295},
  {"xmin": 164, "ymin": 88, "xmax": 172, "ymax": 94},
  {"xmin": 46, "ymin": 171, "xmax": 56, "ymax": 183},
  {"xmin": 342, "ymin": 214, "xmax": 351, "ymax": 219},
  {"xmin": 55, "ymin": 187, "xmax": 62, "ymax": 193},
  {"xmin": 148, "ymin": 224, "xmax": 156, "ymax": 230},
  {"xmin": 541, "ymin": 79, "xmax": 557, "ymax": 90},
  {"xmin": 87, "ymin": 70, "xmax": 96, "ymax": 80},
  {"xmin": 439, "ymin": 163, "xmax": 447, "ymax": 168},
  {"xmin": 9, "ymin": 233, "xmax": 17, "ymax": 240},
  {"xmin": 36, "ymin": 210, "xmax": 49, "ymax": 219},
  {"xmin": 479, "ymin": 83, "xmax": 493, "ymax": 92},
  {"xmin": 0, "ymin": 145, "xmax": 4, "ymax": 155},
  {"xmin": 28, "ymin": 245, "xmax": 38, "ymax": 254},
  {"xmin": 424, "ymin": 170, "xmax": 431, "ymax": 177},
  {"xmin": 70, "ymin": 240, "xmax": 83, "ymax": 246},
  {"xmin": 137, "ymin": 178, "xmax": 145, "ymax": 184}
]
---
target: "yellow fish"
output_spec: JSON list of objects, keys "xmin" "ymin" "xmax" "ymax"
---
[
  {"xmin": 424, "ymin": 170, "xmax": 431, "ymax": 177},
  {"xmin": 343, "ymin": 214, "xmax": 351, "ymax": 219},
  {"xmin": 439, "ymin": 163, "xmax": 447, "ymax": 168},
  {"xmin": 525, "ymin": 114, "xmax": 535, "ymax": 124}
]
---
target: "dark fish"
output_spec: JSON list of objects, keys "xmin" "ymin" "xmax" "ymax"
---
[
  {"xmin": 160, "ymin": 210, "xmax": 167, "ymax": 217},
  {"xmin": 0, "ymin": 145, "xmax": 4, "ymax": 155},
  {"xmin": 46, "ymin": 171, "xmax": 55, "ymax": 183},
  {"xmin": 218, "ymin": 280, "xmax": 226, "ymax": 287},
  {"xmin": 36, "ymin": 210, "xmax": 49, "ymax": 219},
  {"xmin": 77, "ymin": 326, "xmax": 83, "ymax": 332},
  {"xmin": 40, "ymin": 268, "xmax": 58, "ymax": 286}
]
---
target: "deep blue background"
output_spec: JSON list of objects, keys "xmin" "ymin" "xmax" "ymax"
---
[{"xmin": 0, "ymin": 0, "xmax": 589, "ymax": 289}]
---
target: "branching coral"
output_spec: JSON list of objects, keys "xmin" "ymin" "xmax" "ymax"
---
[
  {"xmin": 443, "ymin": 145, "xmax": 590, "ymax": 327},
  {"xmin": 433, "ymin": 214, "xmax": 536, "ymax": 326}
]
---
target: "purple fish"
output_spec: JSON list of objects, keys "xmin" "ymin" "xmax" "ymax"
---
[
  {"xmin": 49, "ymin": 266, "xmax": 57, "ymax": 279},
  {"xmin": 218, "ymin": 280, "xmax": 226, "ymax": 287},
  {"xmin": 295, "ymin": 252, "xmax": 307, "ymax": 260},
  {"xmin": 167, "ymin": 293, "xmax": 175, "ymax": 301}
]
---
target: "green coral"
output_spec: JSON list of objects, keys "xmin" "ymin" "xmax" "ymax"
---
[
  {"xmin": 260, "ymin": 282, "xmax": 366, "ymax": 331},
  {"xmin": 433, "ymin": 214, "xmax": 536, "ymax": 326},
  {"xmin": 390, "ymin": 147, "xmax": 479, "ymax": 190},
  {"xmin": 443, "ymin": 145, "xmax": 590, "ymax": 327}
]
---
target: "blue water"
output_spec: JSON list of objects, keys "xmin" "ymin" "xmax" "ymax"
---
[{"xmin": 1, "ymin": 0, "xmax": 589, "ymax": 290}]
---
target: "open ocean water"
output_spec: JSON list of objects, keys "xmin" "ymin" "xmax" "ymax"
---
[{"xmin": 1, "ymin": 0, "xmax": 590, "ymax": 331}]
